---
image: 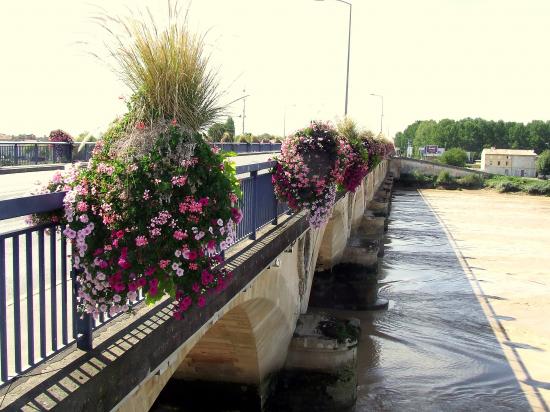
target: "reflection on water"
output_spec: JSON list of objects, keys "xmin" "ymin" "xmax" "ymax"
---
[{"xmin": 350, "ymin": 190, "xmax": 530, "ymax": 411}]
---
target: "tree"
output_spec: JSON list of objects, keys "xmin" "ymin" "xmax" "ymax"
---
[
  {"xmin": 75, "ymin": 132, "xmax": 97, "ymax": 142},
  {"xmin": 440, "ymin": 148, "xmax": 468, "ymax": 167},
  {"xmin": 413, "ymin": 120, "xmax": 438, "ymax": 149},
  {"xmin": 207, "ymin": 122, "xmax": 226, "ymax": 141},
  {"xmin": 224, "ymin": 117, "xmax": 235, "ymax": 138},
  {"xmin": 537, "ymin": 150, "xmax": 550, "ymax": 176}
]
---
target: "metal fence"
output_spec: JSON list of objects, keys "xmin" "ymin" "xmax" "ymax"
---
[
  {"xmin": 0, "ymin": 142, "xmax": 73, "ymax": 166},
  {"xmin": 0, "ymin": 161, "xmax": 288, "ymax": 387},
  {"xmin": 0, "ymin": 142, "xmax": 281, "ymax": 167},
  {"xmin": 211, "ymin": 142, "xmax": 281, "ymax": 154}
]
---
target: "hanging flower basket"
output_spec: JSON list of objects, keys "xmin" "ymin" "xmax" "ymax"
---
[
  {"xmin": 48, "ymin": 129, "xmax": 73, "ymax": 161},
  {"xmin": 272, "ymin": 121, "xmax": 351, "ymax": 228},
  {"xmin": 31, "ymin": 121, "xmax": 242, "ymax": 320}
]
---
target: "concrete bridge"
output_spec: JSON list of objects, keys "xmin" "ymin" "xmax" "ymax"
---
[{"xmin": 2, "ymin": 161, "xmax": 394, "ymax": 411}]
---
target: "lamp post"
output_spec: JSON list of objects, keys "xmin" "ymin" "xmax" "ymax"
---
[
  {"xmin": 228, "ymin": 92, "xmax": 250, "ymax": 135},
  {"xmin": 370, "ymin": 93, "xmax": 383, "ymax": 135},
  {"xmin": 315, "ymin": 0, "xmax": 352, "ymax": 116}
]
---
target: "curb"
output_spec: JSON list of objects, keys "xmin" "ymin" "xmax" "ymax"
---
[{"xmin": 0, "ymin": 164, "xmax": 66, "ymax": 175}]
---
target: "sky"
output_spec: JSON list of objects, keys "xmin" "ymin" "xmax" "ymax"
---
[{"xmin": 1, "ymin": 0, "xmax": 550, "ymax": 139}]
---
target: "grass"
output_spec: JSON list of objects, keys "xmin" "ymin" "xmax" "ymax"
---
[
  {"xmin": 400, "ymin": 171, "xmax": 550, "ymax": 196},
  {"xmin": 484, "ymin": 176, "xmax": 550, "ymax": 195}
]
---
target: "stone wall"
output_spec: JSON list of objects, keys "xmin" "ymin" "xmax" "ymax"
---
[{"xmin": 394, "ymin": 157, "xmax": 489, "ymax": 178}]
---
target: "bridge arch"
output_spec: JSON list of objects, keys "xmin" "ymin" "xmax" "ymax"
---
[{"xmin": 173, "ymin": 296, "xmax": 290, "ymax": 385}]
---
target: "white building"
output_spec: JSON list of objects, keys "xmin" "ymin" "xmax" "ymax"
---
[{"xmin": 480, "ymin": 148, "xmax": 537, "ymax": 177}]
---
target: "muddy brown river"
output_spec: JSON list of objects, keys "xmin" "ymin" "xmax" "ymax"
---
[{"xmin": 348, "ymin": 189, "xmax": 533, "ymax": 411}]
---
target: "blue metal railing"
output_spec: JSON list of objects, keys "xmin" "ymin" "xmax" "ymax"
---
[
  {"xmin": 0, "ymin": 142, "xmax": 74, "ymax": 166},
  {"xmin": 0, "ymin": 160, "xmax": 288, "ymax": 387},
  {"xmin": 211, "ymin": 142, "xmax": 281, "ymax": 154},
  {"xmin": 0, "ymin": 142, "xmax": 281, "ymax": 167}
]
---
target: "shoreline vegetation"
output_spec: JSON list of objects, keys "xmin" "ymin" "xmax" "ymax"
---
[{"xmin": 399, "ymin": 170, "xmax": 550, "ymax": 196}]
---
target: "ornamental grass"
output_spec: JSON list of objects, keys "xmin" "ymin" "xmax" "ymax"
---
[{"xmin": 99, "ymin": 3, "xmax": 222, "ymax": 132}]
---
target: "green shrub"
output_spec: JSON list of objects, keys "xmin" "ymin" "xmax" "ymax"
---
[
  {"xmin": 436, "ymin": 170, "xmax": 455, "ymax": 188},
  {"xmin": 398, "ymin": 171, "xmax": 435, "ymax": 188},
  {"xmin": 496, "ymin": 181, "xmax": 522, "ymax": 193},
  {"xmin": 456, "ymin": 174, "xmax": 485, "ymax": 188},
  {"xmin": 525, "ymin": 181, "xmax": 550, "ymax": 195},
  {"xmin": 440, "ymin": 148, "xmax": 468, "ymax": 167}
]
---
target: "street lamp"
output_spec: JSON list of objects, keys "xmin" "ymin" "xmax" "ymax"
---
[
  {"xmin": 370, "ymin": 93, "xmax": 384, "ymax": 135},
  {"xmin": 315, "ymin": 0, "xmax": 352, "ymax": 116},
  {"xmin": 228, "ymin": 91, "xmax": 250, "ymax": 135}
]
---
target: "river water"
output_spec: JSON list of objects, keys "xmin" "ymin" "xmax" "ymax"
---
[{"xmin": 347, "ymin": 189, "xmax": 530, "ymax": 411}]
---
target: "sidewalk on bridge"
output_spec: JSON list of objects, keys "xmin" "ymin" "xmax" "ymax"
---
[
  {"xmin": 0, "ymin": 164, "xmax": 66, "ymax": 175},
  {"xmin": 0, "ymin": 151, "xmax": 280, "ymax": 175}
]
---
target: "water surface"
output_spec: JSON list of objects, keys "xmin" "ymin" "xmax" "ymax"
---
[{"xmin": 351, "ymin": 190, "xmax": 530, "ymax": 411}]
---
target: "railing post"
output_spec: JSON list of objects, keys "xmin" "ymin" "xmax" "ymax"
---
[
  {"xmin": 272, "ymin": 195, "xmax": 279, "ymax": 225},
  {"xmin": 13, "ymin": 143, "xmax": 18, "ymax": 166},
  {"xmin": 72, "ymin": 268, "xmax": 93, "ymax": 350},
  {"xmin": 249, "ymin": 170, "xmax": 258, "ymax": 240},
  {"xmin": 68, "ymin": 143, "xmax": 73, "ymax": 163},
  {"xmin": 34, "ymin": 143, "xmax": 38, "ymax": 164}
]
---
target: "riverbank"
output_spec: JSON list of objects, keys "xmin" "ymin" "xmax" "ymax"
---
[
  {"xmin": 421, "ymin": 189, "xmax": 550, "ymax": 411},
  {"xmin": 399, "ymin": 170, "xmax": 550, "ymax": 196}
]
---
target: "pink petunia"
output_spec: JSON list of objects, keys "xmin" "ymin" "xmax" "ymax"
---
[
  {"xmin": 197, "ymin": 296, "xmax": 206, "ymax": 308},
  {"xmin": 135, "ymin": 236, "xmax": 148, "ymax": 247}
]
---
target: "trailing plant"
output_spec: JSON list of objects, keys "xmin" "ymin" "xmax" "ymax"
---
[
  {"xmin": 31, "ymin": 123, "xmax": 242, "ymax": 320},
  {"xmin": 49, "ymin": 129, "xmax": 73, "ymax": 159},
  {"xmin": 272, "ymin": 121, "xmax": 352, "ymax": 228},
  {"xmin": 337, "ymin": 118, "xmax": 370, "ymax": 192}
]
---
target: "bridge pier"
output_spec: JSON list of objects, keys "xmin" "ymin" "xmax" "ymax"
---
[{"xmin": 309, "ymin": 173, "xmax": 394, "ymax": 311}]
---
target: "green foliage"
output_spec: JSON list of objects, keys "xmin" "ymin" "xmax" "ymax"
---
[
  {"xmin": 456, "ymin": 174, "xmax": 484, "ymax": 188},
  {"xmin": 401, "ymin": 169, "xmax": 550, "ymax": 196},
  {"xmin": 536, "ymin": 150, "xmax": 550, "ymax": 175},
  {"xmin": 436, "ymin": 171, "xmax": 454, "ymax": 188},
  {"xmin": 75, "ymin": 132, "xmax": 97, "ymax": 142},
  {"xmin": 398, "ymin": 171, "xmax": 436, "ymax": 188},
  {"xmin": 337, "ymin": 118, "xmax": 370, "ymax": 162},
  {"xmin": 207, "ymin": 117, "xmax": 237, "ymax": 141},
  {"xmin": 440, "ymin": 148, "xmax": 468, "ymax": 167},
  {"xmin": 397, "ymin": 118, "xmax": 550, "ymax": 156},
  {"xmin": 224, "ymin": 117, "xmax": 235, "ymax": 138},
  {"xmin": 484, "ymin": 175, "xmax": 550, "ymax": 195},
  {"xmin": 207, "ymin": 122, "xmax": 226, "ymax": 141}
]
